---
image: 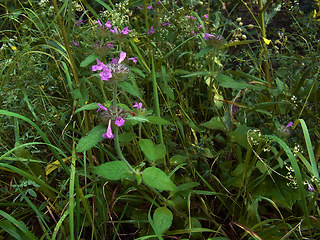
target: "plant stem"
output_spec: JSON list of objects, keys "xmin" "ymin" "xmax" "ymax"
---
[
  {"xmin": 151, "ymin": 55, "xmax": 164, "ymax": 144},
  {"xmin": 112, "ymin": 83, "xmax": 136, "ymax": 174},
  {"xmin": 258, "ymin": 0, "xmax": 272, "ymax": 88}
]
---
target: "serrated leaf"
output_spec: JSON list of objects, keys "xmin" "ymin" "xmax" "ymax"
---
[
  {"xmin": 153, "ymin": 207, "xmax": 173, "ymax": 235},
  {"xmin": 92, "ymin": 161, "xmax": 131, "ymax": 180},
  {"xmin": 142, "ymin": 167, "xmax": 176, "ymax": 192},
  {"xmin": 147, "ymin": 116, "xmax": 172, "ymax": 125},
  {"xmin": 80, "ymin": 54, "xmax": 99, "ymax": 67},
  {"xmin": 76, "ymin": 124, "xmax": 106, "ymax": 152},
  {"xmin": 138, "ymin": 139, "xmax": 166, "ymax": 162}
]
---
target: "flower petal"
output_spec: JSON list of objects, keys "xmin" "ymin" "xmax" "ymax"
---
[{"xmin": 119, "ymin": 52, "xmax": 126, "ymax": 64}]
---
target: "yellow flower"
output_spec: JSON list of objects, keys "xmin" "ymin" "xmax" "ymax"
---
[
  {"xmin": 133, "ymin": 37, "xmax": 140, "ymax": 43},
  {"xmin": 11, "ymin": 46, "xmax": 17, "ymax": 51}
]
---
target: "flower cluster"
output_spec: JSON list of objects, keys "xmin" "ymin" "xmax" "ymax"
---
[
  {"xmin": 97, "ymin": 104, "xmax": 127, "ymax": 139},
  {"xmin": 95, "ymin": 19, "xmax": 131, "ymax": 39},
  {"xmin": 97, "ymin": 102, "xmax": 144, "ymax": 139},
  {"xmin": 203, "ymin": 33, "xmax": 225, "ymax": 47},
  {"xmin": 92, "ymin": 52, "xmax": 136, "ymax": 82}
]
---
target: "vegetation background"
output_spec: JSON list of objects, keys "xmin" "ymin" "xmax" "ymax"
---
[{"xmin": 0, "ymin": 0, "xmax": 320, "ymax": 239}]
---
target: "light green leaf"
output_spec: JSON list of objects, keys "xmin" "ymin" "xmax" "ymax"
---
[
  {"xmin": 142, "ymin": 167, "xmax": 176, "ymax": 192},
  {"xmin": 76, "ymin": 124, "xmax": 106, "ymax": 152},
  {"xmin": 138, "ymin": 139, "xmax": 166, "ymax": 162},
  {"xmin": 92, "ymin": 161, "xmax": 132, "ymax": 180},
  {"xmin": 153, "ymin": 207, "xmax": 173, "ymax": 235}
]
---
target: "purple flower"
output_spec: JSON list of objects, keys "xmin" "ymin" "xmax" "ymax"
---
[
  {"xmin": 110, "ymin": 27, "xmax": 119, "ymax": 34},
  {"xmin": 75, "ymin": 19, "xmax": 83, "ymax": 25},
  {"xmin": 128, "ymin": 57, "xmax": 137, "ymax": 64},
  {"xmin": 286, "ymin": 121, "xmax": 294, "ymax": 128},
  {"xmin": 147, "ymin": 5, "xmax": 152, "ymax": 9},
  {"xmin": 95, "ymin": 19, "xmax": 102, "ymax": 26},
  {"xmin": 161, "ymin": 22, "xmax": 170, "ymax": 26},
  {"xmin": 133, "ymin": 102, "xmax": 143, "ymax": 109},
  {"xmin": 115, "ymin": 117, "xmax": 125, "ymax": 126},
  {"xmin": 204, "ymin": 33, "xmax": 214, "ymax": 40},
  {"xmin": 73, "ymin": 41, "xmax": 79, "ymax": 46},
  {"xmin": 121, "ymin": 26, "xmax": 131, "ymax": 35},
  {"xmin": 105, "ymin": 20, "xmax": 112, "ymax": 28},
  {"xmin": 204, "ymin": 14, "xmax": 208, "ymax": 19},
  {"xmin": 307, "ymin": 182, "xmax": 314, "ymax": 191},
  {"xmin": 198, "ymin": 25, "xmax": 202, "ymax": 28},
  {"xmin": 97, "ymin": 103, "xmax": 108, "ymax": 112},
  {"xmin": 92, "ymin": 59, "xmax": 106, "ymax": 71},
  {"xmin": 103, "ymin": 120, "xmax": 114, "ymax": 139},
  {"xmin": 99, "ymin": 67, "xmax": 112, "ymax": 81},
  {"xmin": 148, "ymin": 26, "xmax": 154, "ymax": 34},
  {"xmin": 119, "ymin": 51, "xmax": 126, "ymax": 63}
]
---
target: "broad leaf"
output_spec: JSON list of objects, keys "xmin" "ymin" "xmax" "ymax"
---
[
  {"xmin": 138, "ymin": 139, "xmax": 166, "ymax": 162},
  {"xmin": 201, "ymin": 116, "xmax": 225, "ymax": 131},
  {"xmin": 92, "ymin": 161, "xmax": 132, "ymax": 180},
  {"xmin": 142, "ymin": 167, "xmax": 176, "ymax": 192},
  {"xmin": 153, "ymin": 207, "xmax": 173, "ymax": 235},
  {"xmin": 76, "ymin": 124, "xmax": 106, "ymax": 152}
]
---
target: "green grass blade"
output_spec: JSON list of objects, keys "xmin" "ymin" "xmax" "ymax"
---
[
  {"xmin": 0, "ymin": 210, "xmax": 38, "ymax": 240},
  {"xmin": 298, "ymin": 119, "xmax": 319, "ymax": 178},
  {"xmin": 266, "ymin": 135, "xmax": 310, "ymax": 230},
  {"xmin": 0, "ymin": 110, "xmax": 70, "ymax": 174}
]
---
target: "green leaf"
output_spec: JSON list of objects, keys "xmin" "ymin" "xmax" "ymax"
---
[
  {"xmin": 126, "ymin": 115, "xmax": 149, "ymax": 125},
  {"xmin": 182, "ymin": 71, "xmax": 210, "ymax": 78},
  {"xmin": 142, "ymin": 167, "xmax": 177, "ymax": 192},
  {"xmin": 76, "ymin": 124, "xmax": 106, "ymax": 152},
  {"xmin": 201, "ymin": 116, "xmax": 225, "ymax": 131},
  {"xmin": 74, "ymin": 103, "xmax": 98, "ymax": 114},
  {"xmin": 229, "ymin": 124, "xmax": 252, "ymax": 149},
  {"xmin": 153, "ymin": 207, "xmax": 173, "ymax": 235},
  {"xmin": 80, "ymin": 54, "xmax": 99, "ymax": 67},
  {"xmin": 138, "ymin": 139, "xmax": 166, "ymax": 162},
  {"xmin": 118, "ymin": 81, "xmax": 141, "ymax": 98},
  {"xmin": 92, "ymin": 161, "xmax": 132, "ymax": 180},
  {"xmin": 119, "ymin": 132, "xmax": 137, "ymax": 143},
  {"xmin": 195, "ymin": 46, "xmax": 213, "ymax": 59},
  {"xmin": 219, "ymin": 81, "xmax": 265, "ymax": 90},
  {"xmin": 147, "ymin": 116, "xmax": 172, "ymax": 125}
]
